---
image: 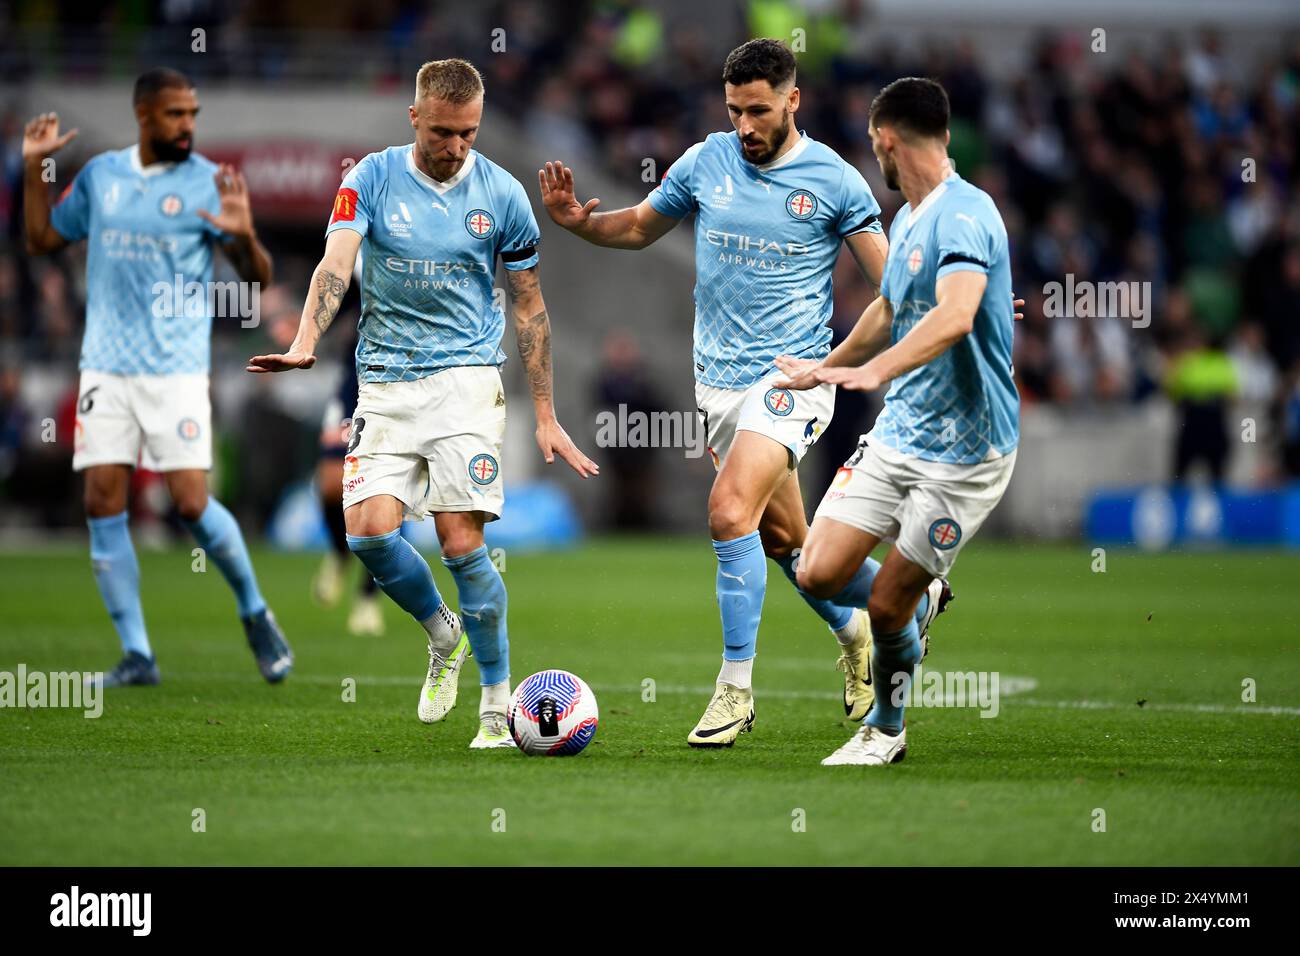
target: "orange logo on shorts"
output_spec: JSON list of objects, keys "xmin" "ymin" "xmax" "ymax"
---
[
  {"xmin": 833, "ymin": 466, "xmax": 853, "ymax": 487},
  {"xmin": 344, "ymin": 455, "xmax": 359, "ymax": 477}
]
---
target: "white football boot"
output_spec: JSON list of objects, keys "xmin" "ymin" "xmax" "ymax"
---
[
  {"xmin": 417, "ymin": 605, "xmax": 469, "ymax": 723},
  {"xmin": 311, "ymin": 552, "xmax": 344, "ymax": 607},
  {"xmin": 821, "ymin": 723, "xmax": 907, "ymax": 766},
  {"xmin": 470, "ymin": 710, "xmax": 517, "ymax": 750},
  {"xmin": 347, "ymin": 593, "xmax": 385, "ymax": 637}
]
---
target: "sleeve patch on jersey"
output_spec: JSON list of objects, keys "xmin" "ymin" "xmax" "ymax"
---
[
  {"xmin": 55, "ymin": 180, "xmax": 75, "ymax": 205},
  {"xmin": 500, "ymin": 245, "xmax": 537, "ymax": 263},
  {"xmin": 939, "ymin": 252, "xmax": 988, "ymax": 269},
  {"xmin": 330, "ymin": 187, "xmax": 359, "ymax": 224}
]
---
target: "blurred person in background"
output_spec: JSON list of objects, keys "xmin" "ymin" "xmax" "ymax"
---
[
  {"xmin": 313, "ymin": 318, "xmax": 385, "ymax": 636},
  {"xmin": 1166, "ymin": 325, "xmax": 1239, "ymax": 484},
  {"xmin": 591, "ymin": 328, "xmax": 668, "ymax": 531},
  {"xmin": 21, "ymin": 67, "xmax": 291, "ymax": 687}
]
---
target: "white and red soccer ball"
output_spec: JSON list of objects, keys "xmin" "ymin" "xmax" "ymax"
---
[{"xmin": 508, "ymin": 670, "xmax": 599, "ymax": 756}]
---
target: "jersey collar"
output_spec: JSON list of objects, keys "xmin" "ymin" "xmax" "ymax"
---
[
  {"xmin": 129, "ymin": 144, "xmax": 177, "ymax": 178},
  {"xmin": 754, "ymin": 130, "xmax": 810, "ymax": 172},
  {"xmin": 407, "ymin": 147, "xmax": 477, "ymax": 195},
  {"xmin": 900, "ymin": 166, "xmax": 960, "ymax": 235}
]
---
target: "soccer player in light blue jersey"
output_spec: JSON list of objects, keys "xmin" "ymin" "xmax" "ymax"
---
[
  {"xmin": 249, "ymin": 59, "xmax": 597, "ymax": 750},
  {"xmin": 777, "ymin": 77, "xmax": 1020, "ymax": 766},
  {"xmin": 22, "ymin": 68, "xmax": 293, "ymax": 688},
  {"xmin": 540, "ymin": 39, "xmax": 950, "ymax": 747}
]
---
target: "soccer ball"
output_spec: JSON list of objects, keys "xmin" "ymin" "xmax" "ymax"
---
[{"xmin": 508, "ymin": 670, "xmax": 599, "ymax": 756}]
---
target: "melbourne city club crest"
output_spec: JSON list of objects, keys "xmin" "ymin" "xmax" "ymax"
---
[
  {"xmin": 469, "ymin": 453, "xmax": 499, "ymax": 485},
  {"xmin": 764, "ymin": 387, "xmax": 794, "ymax": 417},
  {"xmin": 785, "ymin": 189, "xmax": 817, "ymax": 221},
  {"xmin": 464, "ymin": 209, "xmax": 495, "ymax": 239}
]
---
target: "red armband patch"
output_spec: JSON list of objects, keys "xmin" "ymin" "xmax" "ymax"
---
[{"xmin": 330, "ymin": 187, "xmax": 359, "ymax": 223}]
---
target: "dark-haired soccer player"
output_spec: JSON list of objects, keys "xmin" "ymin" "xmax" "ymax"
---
[
  {"xmin": 777, "ymin": 77, "xmax": 1019, "ymax": 766},
  {"xmin": 542, "ymin": 38, "xmax": 949, "ymax": 747},
  {"xmin": 23, "ymin": 68, "xmax": 293, "ymax": 687},
  {"xmin": 250, "ymin": 59, "xmax": 596, "ymax": 749}
]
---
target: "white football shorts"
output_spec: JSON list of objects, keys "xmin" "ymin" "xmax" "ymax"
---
[
  {"xmin": 695, "ymin": 375, "xmax": 836, "ymax": 470},
  {"xmin": 815, "ymin": 438, "xmax": 1017, "ymax": 578},
  {"xmin": 73, "ymin": 369, "xmax": 212, "ymax": 472},
  {"xmin": 342, "ymin": 366, "xmax": 507, "ymax": 521}
]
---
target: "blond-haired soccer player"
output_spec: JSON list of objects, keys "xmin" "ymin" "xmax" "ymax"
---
[{"xmin": 250, "ymin": 59, "xmax": 597, "ymax": 749}]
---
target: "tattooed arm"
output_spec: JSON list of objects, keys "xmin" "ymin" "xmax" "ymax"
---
[
  {"xmin": 246, "ymin": 229, "xmax": 362, "ymax": 373},
  {"xmin": 507, "ymin": 265, "xmax": 599, "ymax": 478}
]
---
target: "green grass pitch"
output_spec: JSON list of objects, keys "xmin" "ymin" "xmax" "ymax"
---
[{"xmin": 1, "ymin": 538, "xmax": 1297, "ymax": 866}]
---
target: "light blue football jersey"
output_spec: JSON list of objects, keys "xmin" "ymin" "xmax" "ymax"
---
[
  {"xmin": 50, "ymin": 145, "xmax": 227, "ymax": 375},
  {"xmin": 648, "ymin": 131, "xmax": 882, "ymax": 390},
  {"xmin": 326, "ymin": 145, "xmax": 540, "ymax": 384},
  {"xmin": 870, "ymin": 171, "xmax": 1019, "ymax": 464}
]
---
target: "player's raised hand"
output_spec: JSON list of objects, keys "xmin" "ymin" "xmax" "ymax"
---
[
  {"xmin": 22, "ymin": 112, "xmax": 78, "ymax": 164},
  {"xmin": 535, "ymin": 417, "xmax": 600, "ymax": 479},
  {"xmin": 246, "ymin": 348, "xmax": 316, "ymax": 373},
  {"xmin": 773, "ymin": 355, "xmax": 825, "ymax": 391},
  {"xmin": 198, "ymin": 164, "xmax": 255, "ymax": 238},
  {"xmin": 538, "ymin": 161, "xmax": 600, "ymax": 229}
]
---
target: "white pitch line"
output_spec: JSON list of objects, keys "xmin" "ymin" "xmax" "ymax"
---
[
  {"xmin": 1011, "ymin": 697, "xmax": 1300, "ymax": 717},
  {"xmin": 164, "ymin": 672, "xmax": 1300, "ymax": 716}
]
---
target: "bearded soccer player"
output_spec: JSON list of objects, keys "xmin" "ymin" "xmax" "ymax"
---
[
  {"xmin": 22, "ymin": 68, "xmax": 292, "ymax": 687},
  {"xmin": 777, "ymin": 77, "xmax": 1019, "ymax": 766},
  {"xmin": 249, "ymin": 59, "xmax": 597, "ymax": 750},
  {"xmin": 540, "ymin": 39, "xmax": 949, "ymax": 747}
]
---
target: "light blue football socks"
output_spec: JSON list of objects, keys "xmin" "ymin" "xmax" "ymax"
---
[
  {"xmin": 774, "ymin": 550, "xmax": 854, "ymax": 631},
  {"xmin": 185, "ymin": 498, "xmax": 266, "ymax": 619},
  {"xmin": 88, "ymin": 512, "xmax": 151, "ymax": 658},
  {"xmin": 347, "ymin": 528, "xmax": 443, "ymax": 622},
  {"xmin": 713, "ymin": 532, "xmax": 767, "ymax": 662},
  {"xmin": 443, "ymin": 546, "xmax": 509, "ymax": 686},
  {"xmin": 864, "ymin": 619, "xmax": 923, "ymax": 735}
]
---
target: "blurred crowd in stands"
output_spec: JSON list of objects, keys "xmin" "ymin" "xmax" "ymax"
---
[{"xmin": 2, "ymin": 1, "xmax": 1299, "ymax": 529}]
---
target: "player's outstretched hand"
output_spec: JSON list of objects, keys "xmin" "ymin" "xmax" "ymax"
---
[
  {"xmin": 246, "ymin": 349, "xmax": 316, "ymax": 373},
  {"xmin": 1013, "ymin": 294, "xmax": 1025, "ymax": 321},
  {"xmin": 22, "ymin": 112, "xmax": 78, "ymax": 164},
  {"xmin": 773, "ymin": 355, "xmax": 824, "ymax": 391},
  {"xmin": 812, "ymin": 364, "xmax": 883, "ymax": 392},
  {"xmin": 538, "ymin": 161, "xmax": 600, "ymax": 229},
  {"xmin": 198, "ymin": 164, "xmax": 255, "ymax": 238},
  {"xmin": 536, "ymin": 418, "xmax": 600, "ymax": 478}
]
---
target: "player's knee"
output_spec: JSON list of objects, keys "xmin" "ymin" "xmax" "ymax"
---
[
  {"xmin": 708, "ymin": 494, "xmax": 754, "ymax": 541},
  {"xmin": 348, "ymin": 515, "xmax": 399, "ymax": 539},
  {"xmin": 173, "ymin": 493, "xmax": 208, "ymax": 523},
  {"xmin": 440, "ymin": 529, "xmax": 485, "ymax": 558},
  {"xmin": 84, "ymin": 481, "xmax": 125, "ymax": 519},
  {"xmin": 796, "ymin": 561, "xmax": 842, "ymax": 600}
]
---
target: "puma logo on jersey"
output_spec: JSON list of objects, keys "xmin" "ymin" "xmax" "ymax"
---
[
  {"xmin": 955, "ymin": 213, "xmax": 977, "ymax": 226},
  {"xmin": 430, "ymin": 201, "xmax": 449, "ymax": 217}
]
